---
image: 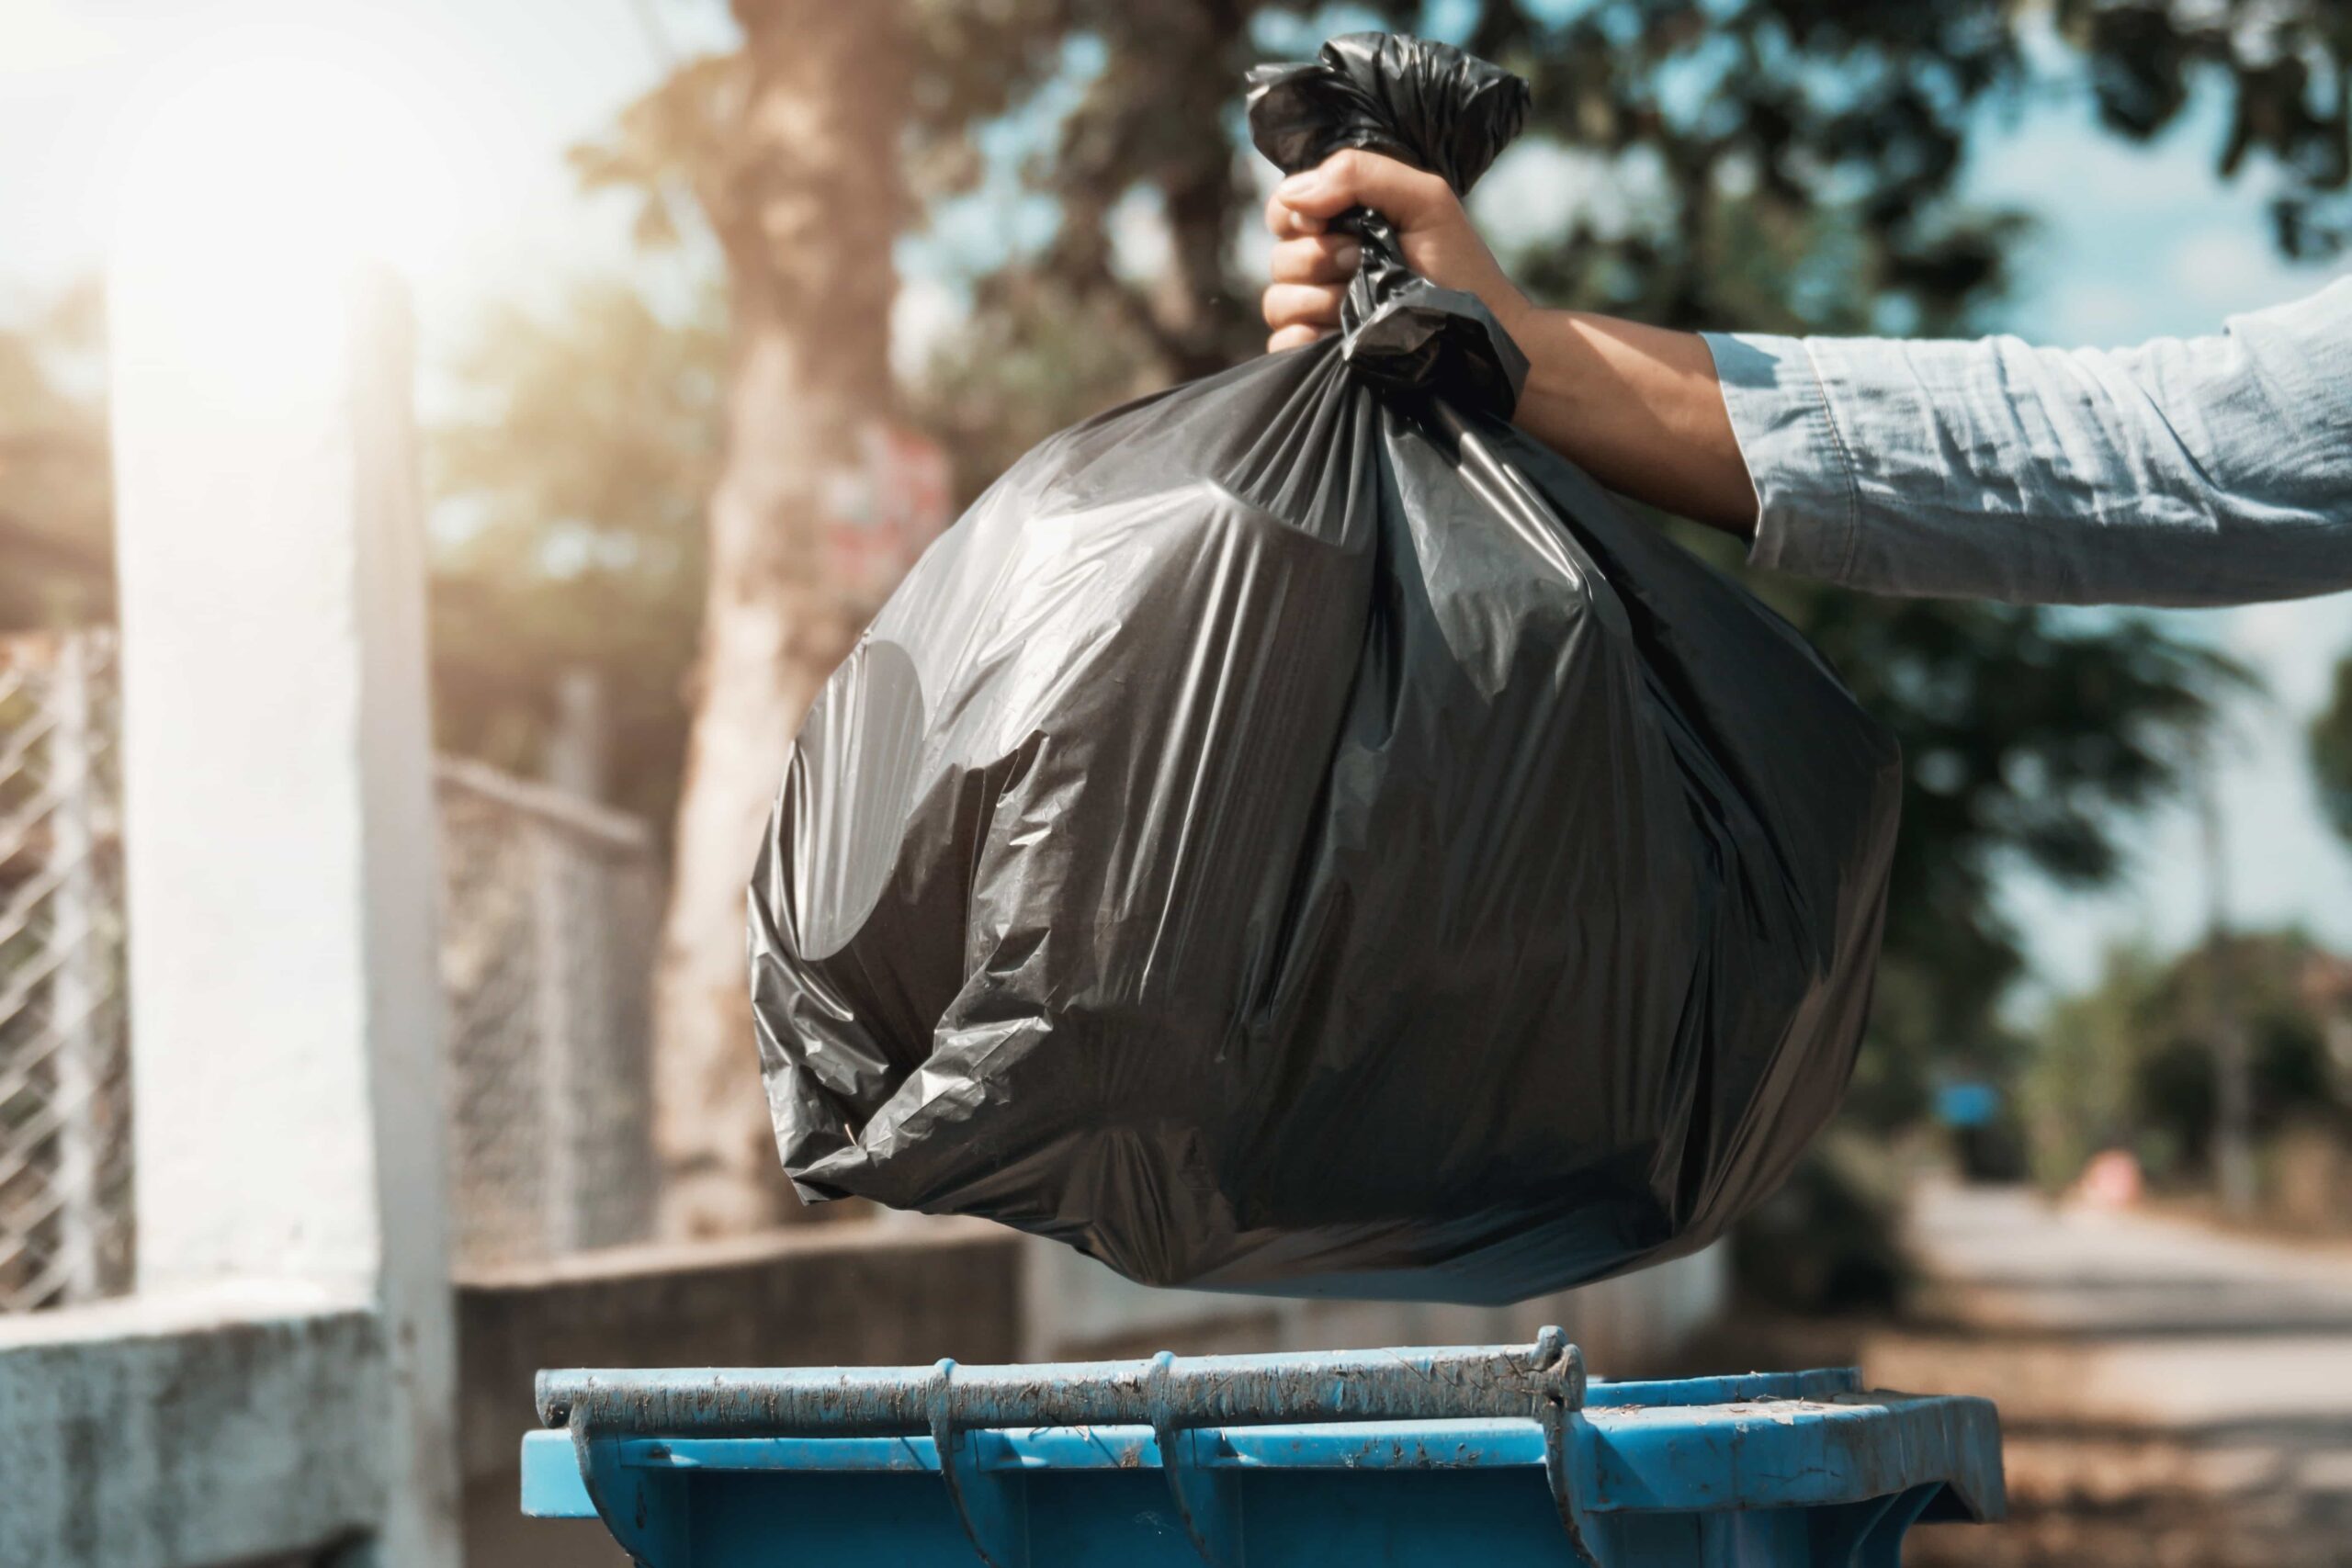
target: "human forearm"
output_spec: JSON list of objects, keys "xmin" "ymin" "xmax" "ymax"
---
[{"xmin": 1498, "ymin": 304, "xmax": 1757, "ymax": 536}]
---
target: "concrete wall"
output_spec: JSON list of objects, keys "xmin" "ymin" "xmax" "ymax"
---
[
  {"xmin": 1023, "ymin": 1234, "xmax": 1728, "ymax": 1369},
  {"xmin": 0, "ymin": 1288, "xmax": 383, "ymax": 1568},
  {"xmin": 456, "ymin": 1218, "xmax": 1022, "ymax": 1568}
]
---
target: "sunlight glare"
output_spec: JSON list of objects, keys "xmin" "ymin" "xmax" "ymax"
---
[{"xmin": 110, "ymin": 50, "xmax": 454, "ymax": 407}]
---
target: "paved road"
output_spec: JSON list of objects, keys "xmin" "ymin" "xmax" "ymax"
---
[{"xmin": 1874, "ymin": 1183, "xmax": 2352, "ymax": 1567}]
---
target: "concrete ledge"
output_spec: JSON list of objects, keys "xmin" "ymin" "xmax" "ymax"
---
[
  {"xmin": 455, "ymin": 1215, "xmax": 1021, "ymax": 1484},
  {"xmin": 0, "ymin": 1285, "xmax": 385, "ymax": 1568},
  {"xmin": 454, "ymin": 1215, "xmax": 1023, "ymax": 1566}
]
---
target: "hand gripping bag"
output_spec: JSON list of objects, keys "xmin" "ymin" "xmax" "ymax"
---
[{"xmin": 748, "ymin": 33, "xmax": 1902, "ymax": 1302}]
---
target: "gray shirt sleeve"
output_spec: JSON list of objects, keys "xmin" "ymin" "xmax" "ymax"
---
[{"xmin": 1701, "ymin": 275, "xmax": 2352, "ymax": 606}]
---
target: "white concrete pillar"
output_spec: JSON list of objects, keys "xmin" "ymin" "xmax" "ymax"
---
[{"xmin": 109, "ymin": 254, "xmax": 461, "ymax": 1566}]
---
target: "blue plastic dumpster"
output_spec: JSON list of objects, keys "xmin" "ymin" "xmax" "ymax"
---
[{"xmin": 524, "ymin": 1330, "xmax": 2002, "ymax": 1566}]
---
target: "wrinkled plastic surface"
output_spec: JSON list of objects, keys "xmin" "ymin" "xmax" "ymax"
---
[{"xmin": 749, "ymin": 34, "xmax": 1902, "ymax": 1303}]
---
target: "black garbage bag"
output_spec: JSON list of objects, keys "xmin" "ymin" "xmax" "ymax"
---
[{"xmin": 748, "ymin": 33, "xmax": 1901, "ymax": 1303}]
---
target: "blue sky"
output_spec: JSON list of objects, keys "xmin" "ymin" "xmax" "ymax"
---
[{"xmin": 4, "ymin": 0, "xmax": 2346, "ymax": 1005}]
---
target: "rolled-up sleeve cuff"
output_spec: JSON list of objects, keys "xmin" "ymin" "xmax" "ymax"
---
[{"xmin": 1701, "ymin": 331, "xmax": 1862, "ymax": 583}]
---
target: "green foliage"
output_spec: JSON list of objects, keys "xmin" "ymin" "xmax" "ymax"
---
[
  {"xmin": 910, "ymin": 275, "xmax": 1173, "ymax": 491},
  {"xmin": 990, "ymin": 3, "xmax": 1301, "ymax": 379},
  {"xmin": 1657, "ymin": 487, "xmax": 2245, "ymax": 1122},
  {"xmin": 1799, "ymin": 596, "xmax": 2245, "ymax": 1122},
  {"xmin": 427, "ymin": 277, "xmax": 727, "ymax": 832},
  {"xmin": 2315, "ymin": 652, "xmax": 2352, "ymax": 844},
  {"xmin": 2053, "ymin": 0, "xmax": 2352, "ymax": 257},
  {"xmin": 2028, "ymin": 942, "xmax": 2171, "ymax": 1186},
  {"xmin": 566, "ymin": 51, "xmax": 745, "ymax": 253},
  {"xmin": 569, "ymin": 4, "xmax": 1076, "ymax": 260},
  {"xmin": 2028, "ymin": 931, "xmax": 2346, "ymax": 1189},
  {"xmin": 1471, "ymin": 3, "xmax": 2032, "ymax": 332},
  {"xmin": 911, "ymin": 0, "xmax": 2349, "ymax": 488},
  {"xmin": 0, "ymin": 280, "xmax": 111, "ymax": 632},
  {"xmin": 1476, "ymin": 0, "xmax": 2348, "ymax": 312}
]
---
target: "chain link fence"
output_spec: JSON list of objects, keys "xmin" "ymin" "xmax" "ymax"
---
[
  {"xmin": 0, "ymin": 632, "xmax": 665, "ymax": 1310},
  {"xmin": 0, "ymin": 631, "xmax": 132, "ymax": 1312},
  {"xmin": 437, "ymin": 756, "xmax": 662, "ymax": 1269}
]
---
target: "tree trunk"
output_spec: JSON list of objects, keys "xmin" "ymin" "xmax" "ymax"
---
[
  {"xmin": 1153, "ymin": 135, "xmax": 1248, "ymax": 380},
  {"xmin": 655, "ymin": 0, "xmax": 906, "ymax": 1237},
  {"xmin": 1139, "ymin": 2, "xmax": 1253, "ymax": 380}
]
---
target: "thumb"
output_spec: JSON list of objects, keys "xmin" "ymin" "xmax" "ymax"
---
[{"xmin": 1275, "ymin": 150, "xmax": 1454, "ymax": 229}]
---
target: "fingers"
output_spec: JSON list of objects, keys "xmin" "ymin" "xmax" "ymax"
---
[
  {"xmin": 1273, "ymin": 149, "xmax": 1453, "ymax": 228},
  {"xmin": 1260, "ymin": 150, "xmax": 1446, "ymax": 358},
  {"xmin": 1269, "ymin": 233, "xmax": 1360, "ymax": 285},
  {"xmin": 1261, "ymin": 281, "xmax": 1344, "ymax": 334},
  {"xmin": 1264, "ymin": 186, "xmax": 1325, "ymax": 240}
]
